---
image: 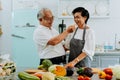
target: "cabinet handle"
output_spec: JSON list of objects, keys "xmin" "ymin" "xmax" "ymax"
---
[
  {"xmin": 11, "ymin": 34, "xmax": 25, "ymax": 39},
  {"xmin": 93, "ymin": 58, "xmax": 96, "ymax": 61}
]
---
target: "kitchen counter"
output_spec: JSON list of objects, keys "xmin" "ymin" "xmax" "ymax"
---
[
  {"xmin": 95, "ymin": 51, "xmax": 120, "ymax": 56},
  {"xmin": 13, "ymin": 67, "xmax": 116, "ymax": 80},
  {"xmin": 71, "ymin": 74, "xmax": 116, "ymax": 80},
  {"xmin": 1, "ymin": 66, "xmax": 117, "ymax": 80},
  {"xmin": 14, "ymin": 72, "xmax": 116, "ymax": 80}
]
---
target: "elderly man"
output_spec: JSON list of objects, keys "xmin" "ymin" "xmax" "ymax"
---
[{"xmin": 33, "ymin": 8, "xmax": 75, "ymax": 65}]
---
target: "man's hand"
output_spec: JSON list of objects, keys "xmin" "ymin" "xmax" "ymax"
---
[{"xmin": 66, "ymin": 25, "xmax": 75, "ymax": 33}]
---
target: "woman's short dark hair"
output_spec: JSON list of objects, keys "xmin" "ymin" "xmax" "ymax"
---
[{"xmin": 72, "ymin": 7, "xmax": 89, "ymax": 24}]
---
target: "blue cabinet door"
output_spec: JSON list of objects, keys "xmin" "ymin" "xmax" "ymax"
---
[{"xmin": 12, "ymin": 10, "xmax": 39, "ymax": 67}]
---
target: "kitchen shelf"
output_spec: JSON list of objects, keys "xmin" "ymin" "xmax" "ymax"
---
[{"xmin": 58, "ymin": 0, "xmax": 110, "ymax": 19}]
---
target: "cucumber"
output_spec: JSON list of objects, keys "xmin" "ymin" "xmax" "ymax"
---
[
  {"xmin": 55, "ymin": 76, "xmax": 71, "ymax": 80},
  {"xmin": 18, "ymin": 72, "xmax": 40, "ymax": 80}
]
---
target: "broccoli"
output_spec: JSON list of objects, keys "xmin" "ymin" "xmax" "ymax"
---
[
  {"xmin": 42, "ymin": 59, "xmax": 53, "ymax": 68},
  {"xmin": 38, "ymin": 59, "xmax": 53, "ymax": 71}
]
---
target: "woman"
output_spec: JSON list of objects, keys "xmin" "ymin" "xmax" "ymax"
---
[{"xmin": 64, "ymin": 7, "xmax": 95, "ymax": 68}]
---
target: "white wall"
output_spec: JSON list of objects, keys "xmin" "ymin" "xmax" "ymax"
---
[
  {"xmin": 92, "ymin": 0, "xmax": 120, "ymax": 48},
  {"xmin": 1, "ymin": 0, "xmax": 120, "ymax": 54}
]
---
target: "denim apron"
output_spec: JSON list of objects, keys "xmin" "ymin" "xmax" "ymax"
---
[{"xmin": 68, "ymin": 27, "xmax": 91, "ymax": 68}]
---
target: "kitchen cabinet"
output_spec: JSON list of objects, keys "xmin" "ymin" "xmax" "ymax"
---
[
  {"xmin": 91, "ymin": 52, "xmax": 120, "ymax": 68},
  {"xmin": 58, "ymin": 0, "xmax": 110, "ymax": 19},
  {"xmin": 100, "ymin": 56, "xmax": 119, "ymax": 68},
  {"xmin": 91, "ymin": 56, "xmax": 100, "ymax": 68}
]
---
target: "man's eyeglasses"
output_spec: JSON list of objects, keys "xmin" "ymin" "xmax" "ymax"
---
[{"xmin": 43, "ymin": 16, "xmax": 54, "ymax": 21}]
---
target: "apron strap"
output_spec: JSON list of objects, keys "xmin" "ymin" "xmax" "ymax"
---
[
  {"xmin": 72, "ymin": 26, "xmax": 86, "ymax": 40},
  {"xmin": 82, "ymin": 26, "xmax": 86, "ymax": 40},
  {"xmin": 72, "ymin": 27, "xmax": 78, "ymax": 38}
]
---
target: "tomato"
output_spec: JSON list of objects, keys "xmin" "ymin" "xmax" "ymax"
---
[
  {"xmin": 105, "ymin": 74, "xmax": 112, "ymax": 80},
  {"xmin": 78, "ymin": 75, "xmax": 84, "ymax": 80},
  {"xmin": 103, "ymin": 68, "xmax": 113, "ymax": 76},
  {"xmin": 84, "ymin": 76, "xmax": 91, "ymax": 80}
]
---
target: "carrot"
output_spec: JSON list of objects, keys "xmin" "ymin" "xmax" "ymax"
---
[{"xmin": 33, "ymin": 73, "xmax": 42, "ymax": 79}]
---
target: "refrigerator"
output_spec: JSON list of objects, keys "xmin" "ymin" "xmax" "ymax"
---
[{"xmin": 12, "ymin": 9, "xmax": 39, "ymax": 68}]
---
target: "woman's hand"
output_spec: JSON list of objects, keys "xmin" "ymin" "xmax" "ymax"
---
[{"xmin": 64, "ymin": 61, "xmax": 75, "ymax": 68}]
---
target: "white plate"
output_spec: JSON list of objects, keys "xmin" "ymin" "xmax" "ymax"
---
[
  {"xmin": 96, "ymin": 1, "xmax": 109, "ymax": 16},
  {"xmin": 67, "ymin": 1, "xmax": 96, "ymax": 16}
]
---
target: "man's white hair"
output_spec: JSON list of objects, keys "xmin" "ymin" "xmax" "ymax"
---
[{"xmin": 37, "ymin": 8, "xmax": 51, "ymax": 20}]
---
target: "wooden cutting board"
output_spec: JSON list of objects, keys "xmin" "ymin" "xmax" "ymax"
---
[
  {"xmin": 92, "ymin": 68, "xmax": 100, "ymax": 74},
  {"xmin": 24, "ymin": 69, "xmax": 46, "ymax": 74},
  {"xmin": 25, "ymin": 68, "xmax": 100, "ymax": 74}
]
